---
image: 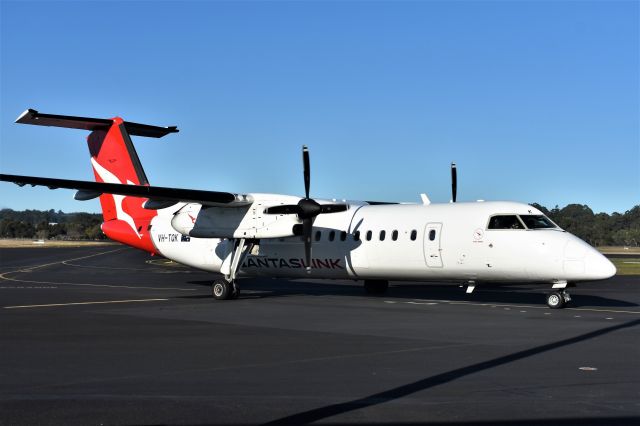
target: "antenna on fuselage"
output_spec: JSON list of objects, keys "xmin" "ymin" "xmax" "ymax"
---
[{"xmin": 451, "ymin": 162, "xmax": 457, "ymax": 203}]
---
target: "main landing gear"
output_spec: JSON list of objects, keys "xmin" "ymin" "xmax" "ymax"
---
[
  {"xmin": 212, "ymin": 278, "xmax": 240, "ymax": 300},
  {"xmin": 212, "ymin": 238, "xmax": 254, "ymax": 301}
]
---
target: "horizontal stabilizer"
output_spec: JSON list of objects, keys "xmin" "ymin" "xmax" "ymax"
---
[
  {"xmin": 0, "ymin": 174, "xmax": 252, "ymax": 207},
  {"xmin": 15, "ymin": 109, "xmax": 178, "ymax": 138}
]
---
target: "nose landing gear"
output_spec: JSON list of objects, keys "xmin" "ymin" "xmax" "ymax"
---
[{"xmin": 546, "ymin": 290, "xmax": 571, "ymax": 309}]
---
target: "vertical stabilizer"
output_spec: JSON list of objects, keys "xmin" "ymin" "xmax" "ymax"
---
[
  {"xmin": 87, "ymin": 118, "xmax": 156, "ymax": 252},
  {"xmin": 14, "ymin": 109, "xmax": 178, "ymax": 253}
]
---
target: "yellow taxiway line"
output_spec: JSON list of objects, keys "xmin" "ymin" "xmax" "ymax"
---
[{"xmin": 4, "ymin": 298, "xmax": 169, "ymax": 309}]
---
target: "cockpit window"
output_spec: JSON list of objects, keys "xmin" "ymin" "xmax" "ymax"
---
[
  {"xmin": 488, "ymin": 215, "xmax": 525, "ymax": 230},
  {"xmin": 519, "ymin": 215, "xmax": 557, "ymax": 229}
]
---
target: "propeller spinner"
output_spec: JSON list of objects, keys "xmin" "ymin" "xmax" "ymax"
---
[{"xmin": 264, "ymin": 146, "xmax": 348, "ymax": 270}]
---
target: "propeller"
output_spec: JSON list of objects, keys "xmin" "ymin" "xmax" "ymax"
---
[
  {"xmin": 264, "ymin": 146, "xmax": 349, "ymax": 270},
  {"xmin": 451, "ymin": 162, "xmax": 457, "ymax": 203}
]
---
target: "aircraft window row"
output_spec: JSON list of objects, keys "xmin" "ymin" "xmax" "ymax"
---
[
  {"xmin": 305, "ymin": 229, "xmax": 421, "ymax": 242},
  {"xmin": 488, "ymin": 214, "xmax": 558, "ymax": 230}
]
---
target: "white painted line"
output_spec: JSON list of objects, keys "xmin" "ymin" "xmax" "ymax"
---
[
  {"xmin": 4, "ymin": 298, "xmax": 169, "ymax": 309},
  {"xmin": 406, "ymin": 301, "xmax": 438, "ymax": 305},
  {"xmin": 399, "ymin": 299, "xmax": 640, "ymax": 315},
  {"xmin": 0, "ymin": 275, "xmax": 196, "ymax": 291}
]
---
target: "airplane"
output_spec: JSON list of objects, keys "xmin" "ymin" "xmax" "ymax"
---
[{"xmin": 0, "ymin": 109, "xmax": 617, "ymax": 309}]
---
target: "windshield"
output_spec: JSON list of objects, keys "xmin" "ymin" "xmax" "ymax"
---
[
  {"xmin": 488, "ymin": 215, "xmax": 525, "ymax": 230},
  {"xmin": 519, "ymin": 214, "xmax": 557, "ymax": 229}
]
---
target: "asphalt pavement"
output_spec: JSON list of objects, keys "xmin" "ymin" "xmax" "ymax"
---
[{"xmin": 1, "ymin": 246, "xmax": 638, "ymax": 425}]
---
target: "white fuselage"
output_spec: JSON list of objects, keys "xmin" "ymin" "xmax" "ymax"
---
[{"xmin": 149, "ymin": 198, "xmax": 616, "ymax": 284}]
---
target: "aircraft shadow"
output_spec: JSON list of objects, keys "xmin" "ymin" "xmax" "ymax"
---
[
  {"xmin": 263, "ymin": 318, "xmax": 640, "ymax": 425},
  {"xmin": 183, "ymin": 277, "xmax": 637, "ymax": 308}
]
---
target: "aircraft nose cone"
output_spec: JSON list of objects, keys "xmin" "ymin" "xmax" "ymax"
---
[{"xmin": 584, "ymin": 250, "xmax": 617, "ymax": 280}]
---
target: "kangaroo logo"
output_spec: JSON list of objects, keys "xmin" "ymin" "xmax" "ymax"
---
[{"xmin": 91, "ymin": 157, "xmax": 142, "ymax": 239}]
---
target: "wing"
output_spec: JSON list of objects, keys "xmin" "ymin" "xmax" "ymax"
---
[{"xmin": 0, "ymin": 174, "xmax": 252, "ymax": 208}]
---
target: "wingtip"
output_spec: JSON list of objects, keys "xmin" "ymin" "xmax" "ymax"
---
[{"xmin": 15, "ymin": 108, "xmax": 37, "ymax": 124}]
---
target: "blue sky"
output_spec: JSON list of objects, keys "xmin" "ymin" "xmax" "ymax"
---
[{"xmin": 1, "ymin": 0, "xmax": 638, "ymax": 214}]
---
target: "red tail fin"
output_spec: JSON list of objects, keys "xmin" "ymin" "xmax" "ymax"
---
[
  {"xmin": 87, "ymin": 119, "xmax": 157, "ymax": 252},
  {"xmin": 15, "ymin": 109, "xmax": 178, "ymax": 253}
]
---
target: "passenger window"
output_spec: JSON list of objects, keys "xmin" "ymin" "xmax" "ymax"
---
[
  {"xmin": 366, "ymin": 230, "xmax": 372, "ymax": 241},
  {"xmin": 392, "ymin": 230, "xmax": 398, "ymax": 241},
  {"xmin": 354, "ymin": 231, "xmax": 360, "ymax": 241},
  {"xmin": 340, "ymin": 231, "xmax": 347, "ymax": 241},
  {"xmin": 380, "ymin": 230, "xmax": 386, "ymax": 241},
  {"xmin": 315, "ymin": 231, "xmax": 322, "ymax": 241},
  {"xmin": 329, "ymin": 230, "xmax": 335, "ymax": 241},
  {"xmin": 410, "ymin": 230, "xmax": 417, "ymax": 241},
  {"xmin": 429, "ymin": 229, "xmax": 436, "ymax": 241},
  {"xmin": 488, "ymin": 215, "xmax": 525, "ymax": 230}
]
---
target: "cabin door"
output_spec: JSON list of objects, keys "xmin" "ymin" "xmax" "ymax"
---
[{"xmin": 423, "ymin": 222, "xmax": 443, "ymax": 268}]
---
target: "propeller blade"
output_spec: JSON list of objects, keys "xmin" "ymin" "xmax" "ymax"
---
[
  {"xmin": 319, "ymin": 204, "xmax": 349, "ymax": 214},
  {"xmin": 264, "ymin": 204, "xmax": 300, "ymax": 215},
  {"xmin": 302, "ymin": 145, "xmax": 310, "ymax": 200},
  {"xmin": 303, "ymin": 217, "xmax": 313, "ymax": 271},
  {"xmin": 451, "ymin": 162, "xmax": 457, "ymax": 203}
]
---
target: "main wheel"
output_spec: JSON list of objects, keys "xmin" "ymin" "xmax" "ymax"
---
[
  {"xmin": 212, "ymin": 279, "xmax": 233, "ymax": 300},
  {"xmin": 546, "ymin": 291, "xmax": 565, "ymax": 309},
  {"xmin": 364, "ymin": 280, "xmax": 389, "ymax": 295}
]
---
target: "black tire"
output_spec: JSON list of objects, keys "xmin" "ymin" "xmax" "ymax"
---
[
  {"xmin": 546, "ymin": 291, "xmax": 565, "ymax": 309},
  {"xmin": 212, "ymin": 279, "xmax": 232, "ymax": 300},
  {"xmin": 364, "ymin": 280, "xmax": 389, "ymax": 295}
]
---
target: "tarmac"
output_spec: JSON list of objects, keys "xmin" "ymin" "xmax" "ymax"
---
[{"xmin": 1, "ymin": 246, "xmax": 639, "ymax": 425}]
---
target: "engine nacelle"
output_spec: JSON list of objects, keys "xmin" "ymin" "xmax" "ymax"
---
[{"xmin": 171, "ymin": 200, "xmax": 301, "ymax": 239}]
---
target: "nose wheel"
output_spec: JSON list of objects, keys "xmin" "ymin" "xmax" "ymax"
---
[{"xmin": 546, "ymin": 290, "xmax": 571, "ymax": 309}]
